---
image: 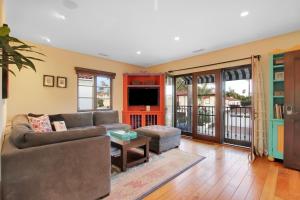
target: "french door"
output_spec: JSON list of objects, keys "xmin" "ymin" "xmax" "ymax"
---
[
  {"xmin": 173, "ymin": 67, "xmax": 253, "ymax": 147},
  {"xmin": 192, "ymin": 70, "xmax": 221, "ymax": 142}
]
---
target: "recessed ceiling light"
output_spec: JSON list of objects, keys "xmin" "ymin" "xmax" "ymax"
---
[
  {"xmin": 192, "ymin": 48, "xmax": 205, "ymax": 53},
  {"xmin": 240, "ymin": 11, "xmax": 249, "ymax": 17},
  {"xmin": 62, "ymin": 0, "xmax": 78, "ymax": 10},
  {"xmin": 41, "ymin": 36, "xmax": 51, "ymax": 43},
  {"xmin": 136, "ymin": 51, "xmax": 141, "ymax": 55},
  {"xmin": 53, "ymin": 11, "xmax": 66, "ymax": 20},
  {"xmin": 174, "ymin": 36, "xmax": 180, "ymax": 41},
  {"xmin": 98, "ymin": 52, "xmax": 108, "ymax": 57}
]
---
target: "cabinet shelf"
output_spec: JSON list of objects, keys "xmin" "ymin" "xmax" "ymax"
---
[
  {"xmin": 273, "ymin": 65, "xmax": 284, "ymax": 69},
  {"xmin": 128, "ymin": 85, "xmax": 160, "ymax": 88},
  {"xmin": 272, "ymin": 119, "xmax": 284, "ymax": 122},
  {"xmin": 273, "ymin": 96, "xmax": 284, "ymax": 98}
]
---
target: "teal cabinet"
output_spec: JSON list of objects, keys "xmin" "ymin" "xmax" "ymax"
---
[
  {"xmin": 268, "ymin": 54, "xmax": 285, "ymax": 160},
  {"xmin": 269, "ymin": 120, "xmax": 284, "ymax": 159}
]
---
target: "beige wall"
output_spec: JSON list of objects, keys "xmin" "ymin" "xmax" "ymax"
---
[
  {"xmin": 7, "ymin": 42, "xmax": 143, "ymax": 121},
  {"xmin": 148, "ymin": 30, "xmax": 300, "ymax": 121}
]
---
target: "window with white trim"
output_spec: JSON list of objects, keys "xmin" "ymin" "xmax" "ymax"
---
[{"xmin": 75, "ymin": 67, "xmax": 115, "ymax": 111}]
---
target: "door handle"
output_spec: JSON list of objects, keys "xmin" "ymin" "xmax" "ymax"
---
[
  {"xmin": 286, "ymin": 105, "xmax": 293, "ymax": 115},
  {"xmin": 285, "ymin": 105, "xmax": 300, "ymax": 116}
]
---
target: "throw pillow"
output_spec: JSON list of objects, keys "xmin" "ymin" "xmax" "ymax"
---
[
  {"xmin": 28, "ymin": 113, "xmax": 43, "ymax": 117},
  {"xmin": 49, "ymin": 114, "xmax": 65, "ymax": 130},
  {"xmin": 28, "ymin": 115, "xmax": 53, "ymax": 133},
  {"xmin": 52, "ymin": 121, "xmax": 67, "ymax": 132}
]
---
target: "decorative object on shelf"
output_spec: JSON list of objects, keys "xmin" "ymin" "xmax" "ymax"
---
[
  {"xmin": 274, "ymin": 57, "xmax": 284, "ymax": 65},
  {"xmin": 0, "ymin": 24, "xmax": 44, "ymax": 99},
  {"xmin": 274, "ymin": 104, "xmax": 284, "ymax": 119},
  {"xmin": 274, "ymin": 91, "xmax": 284, "ymax": 96},
  {"xmin": 144, "ymin": 80, "xmax": 155, "ymax": 85},
  {"xmin": 57, "ymin": 76, "xmax": 67, "ymax": 88},
  {"xmin": 132, "ymin": 80, "xmax": 142, "ymax": 85},
  {"xmin": 146, "ymin": 105, "xmax": 150, "ymax": 111},
  {"xmin": 43, "ymin": 75, "xmax": 55, "ymax": 87},
  {"xmin": 274, "ymin": 71, "xmax": 284, "ymax": 81}
]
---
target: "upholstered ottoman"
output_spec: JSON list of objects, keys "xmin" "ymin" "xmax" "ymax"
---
[{"xmin": 135, "ymin": 125, "xmax": 181, "ymax": 154}]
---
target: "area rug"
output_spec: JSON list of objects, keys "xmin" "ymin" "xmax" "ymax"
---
[{"xmin": 105, "ymin": 149, "xmax": 205, "ymax": 200}]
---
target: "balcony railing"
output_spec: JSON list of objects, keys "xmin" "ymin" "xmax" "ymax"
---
[
  {"xmin": 175, "ymin": 105, "xmax": 252, "ymax": 147},
  {"xmin": 176, "ymin": 105, "xmax": 192, "ymax": 133},
  {"xmin": 197, "ymin": 106, "xmax": 216, "ymax": 137},
  {"xmin": 224, "ymin": 106, "xmax": 252, "ymax": 147}
]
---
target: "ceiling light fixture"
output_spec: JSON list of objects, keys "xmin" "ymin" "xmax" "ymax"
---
[
  {"xmin": 62, "ymin": 0, "xmax": 78, "ymax": 10},
  {"xmin": 192, "ymin": 48, "xmax": 205, "ymax": 53},
  {"xmin": 174, "ymin": 36, "xmax": 180, "ymax": 41},
  {"xmin": 53, "ymin": 11, "xmax": 66, "ymax": 20},
  {"xmin": 240, "ymin": 11, "xmax": 249, "ymax": 17},
  {"xmin": 154, "ymin": 0, "xmax": 158, "ymax": 11},
  {"xmin": 41, "ymin": 36, "xmax": 51, "ymax": 43},
  {"xmin": 98, "ymin": 53, "xmax": 108, "ymax": 57},
  {"xmin": 136, "ymin": 51, "xmax": 141, "ymax": 55}
]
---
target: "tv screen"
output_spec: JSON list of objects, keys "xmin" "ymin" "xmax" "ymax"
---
[{"xmin": 128, "ymin": 88, "xmax": 159, "ymax": 106}]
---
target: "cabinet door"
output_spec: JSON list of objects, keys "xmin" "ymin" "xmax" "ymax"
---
[{"xmin": 272, "ymin": 121, "xmax": 284, "ymax": 159}]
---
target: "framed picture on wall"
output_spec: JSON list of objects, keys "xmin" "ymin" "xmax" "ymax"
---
[
  {"xmin": 43, "ymin": 75, "xmax": 55, "ymax": 87},
  {"xmin": 57, "ymin": 76, "xmax": 67, "ymax": 88}
]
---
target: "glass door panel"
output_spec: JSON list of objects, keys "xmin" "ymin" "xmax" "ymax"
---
[
  {"xmin": 193, "ymin": 70, "xmax": 221, "ymax": 142},
  {"xmin": 175, "ymin": 75, "xmax": 193, "ymax": 135},
  {"xmin": 165, "ymin": 76, "xmax": 174, "ymax": 126},
  {"xmin": 196, "ymin": 74, "xmax": 216, "ymax": 137}
]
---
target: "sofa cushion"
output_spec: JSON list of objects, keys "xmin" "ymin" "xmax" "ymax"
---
[
  {"xmin": 100, "ymin": 123, "xmax": 131, "ymax": 131},
  {"xmin": 93, "ymin": 110, "xmax": 119, "ymax": 125},
  {"xmin": 136, "ymin": 125, "xmax": 181, "ymax": 139},
  {"xmin": 28, "ymin": 115, "xmax": 53, "ymax": 133},
  {"xmin": 61, "ymin": 112, "xmax": 93, "ymax": 128},
  {"xmin": 10, "ymin": 124, "xmax": 106, "ymax": 149},
  {"xmin": 11, "ymin": 114, "xmax": 30, "ymax": 127}
]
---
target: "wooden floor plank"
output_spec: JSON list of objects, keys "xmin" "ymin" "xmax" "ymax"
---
[{"xmin": 144, "ymin": 138, "xmax": 300, "ymax": 200}]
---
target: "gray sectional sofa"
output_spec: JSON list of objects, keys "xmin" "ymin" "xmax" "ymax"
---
[{"xmin": 1, "ymin": 110, "xmax": 130, "ymax": 200}]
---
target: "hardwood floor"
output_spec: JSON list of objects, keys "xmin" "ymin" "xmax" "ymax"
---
[{"xmin": 144, "ymin": 137, "xmax": 300, "ymax": 200}]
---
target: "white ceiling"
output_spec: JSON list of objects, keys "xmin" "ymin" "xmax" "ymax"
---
[{"xmin": 5, "ymin": 0, "xmax": 300, "ymax": 67}]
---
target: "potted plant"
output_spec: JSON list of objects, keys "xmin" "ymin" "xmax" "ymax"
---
[
  {"xmin": 0, "ymin": 24, "xmax": 44, "ymax": 75},
  {"xmin": 0, "ymin": 24, "xmax": 44, "ymax": 98}
]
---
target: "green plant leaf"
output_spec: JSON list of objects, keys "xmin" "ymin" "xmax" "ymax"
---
[
  {"xmin": 0, "ymin": 24, "xmax": 44, "ymax": 75},
  {"xmin": 8, "ymin": 36, "xmax": 28, "ymax": 45},
  {"xmin": 0, "ymin": 25, "xmax": 10, "ymax": 37}
]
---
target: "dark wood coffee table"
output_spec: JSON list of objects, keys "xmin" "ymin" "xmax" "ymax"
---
[{"xmin": 111, "ymin": 135, "xmax": 150, "ymax": 171}]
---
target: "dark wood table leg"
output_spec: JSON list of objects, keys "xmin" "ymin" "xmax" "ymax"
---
[
  {"xmin": 144, "ymin": 141, "xmax": 149, "ymax": 162},
  {"xmin": 121, "ymin": 146, "xmax": 127, "ymax": 172}
]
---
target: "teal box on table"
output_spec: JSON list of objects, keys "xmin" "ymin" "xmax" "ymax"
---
[{"xmin": 108, "ymin": 130, "xmax": 137, "ymax": 141}]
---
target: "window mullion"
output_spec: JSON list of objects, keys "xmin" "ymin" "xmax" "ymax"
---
[{"xmin": 94, "ymin": 75, "xmax": 97, "ymax": 110}]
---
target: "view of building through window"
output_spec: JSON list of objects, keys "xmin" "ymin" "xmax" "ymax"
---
[{"xmin": 78, "ymin": 75, "xmax": 112, "ymax": 111}]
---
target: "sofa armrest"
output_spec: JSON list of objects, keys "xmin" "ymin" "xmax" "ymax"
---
[
  {"xmin": 1, "ymin": 135, "xmax": 111, "ymax": 200},
  {"xmin": 10, "ymin": 124, "xmax": 106, "ymax": 149}
]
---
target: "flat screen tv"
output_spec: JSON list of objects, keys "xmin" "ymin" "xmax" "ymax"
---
[{"xmin": 128, "ymin": 88, "xmax": 159, "ymax": 106}]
